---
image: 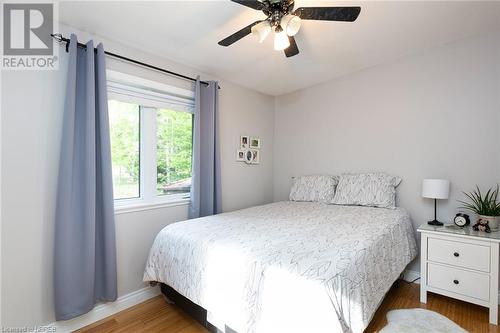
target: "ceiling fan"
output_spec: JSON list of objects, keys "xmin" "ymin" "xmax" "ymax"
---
[{"xmin": 218, "ymin": 0, "xmax": 361, "ymax": 57}]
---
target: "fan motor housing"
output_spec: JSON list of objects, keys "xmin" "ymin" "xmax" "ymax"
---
[{"xmin": 263, "ymin": 0, "xmax": 294, "ymax": 23}]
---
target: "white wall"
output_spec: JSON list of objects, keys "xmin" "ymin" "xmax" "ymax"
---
[
  {"xmin": 0, "ymin": 24, "xmax": 274, "ymax": 326},
  {"xmin": 274, "ymin": 33, "xmax": 500, "ymax": 272}
]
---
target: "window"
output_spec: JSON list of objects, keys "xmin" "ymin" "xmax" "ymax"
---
[{"xmin": 107, "ymin": 71, "xmax": 195, "ymax": 209}]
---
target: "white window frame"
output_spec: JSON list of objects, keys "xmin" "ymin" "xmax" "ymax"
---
[{"xmin": 107, "ymin": 70, "xmax": 195, "ymax": 213}]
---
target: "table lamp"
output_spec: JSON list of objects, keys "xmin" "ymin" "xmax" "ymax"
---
[{"xmin": 422, "ymin": 179, "xmax": 450, "ymax": 226}]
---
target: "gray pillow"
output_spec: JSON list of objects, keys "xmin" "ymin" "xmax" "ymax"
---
[
  {"xmin": 289, "ymin": 175, "xmax": 338, "ymax": 203},
  {"xmin": 332, "ymin": 173, "xmax": 402, "ymax": 208}
]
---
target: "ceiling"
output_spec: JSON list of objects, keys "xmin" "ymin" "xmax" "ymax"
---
[{"xmin": 59, "ymin": 1, "xmax": 500, "ymax": 96}]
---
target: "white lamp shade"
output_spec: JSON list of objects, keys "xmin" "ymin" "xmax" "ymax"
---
[
  {"xmin": 251, "ymin": 21, "xmax": 272, "ymax": 43},
  {"xmin": 422, "ymin": 179, "xmax": 450, "ymax": 199},
  {"xmin": 274, "ymin": 30, "xmax": 290, "ymax": 51},
  {"xmin": 281, "ymin": 14, "xmax": 301, "ymax": 36}
]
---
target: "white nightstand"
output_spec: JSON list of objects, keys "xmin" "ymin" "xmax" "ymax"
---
[{"xmin": 418, "ymin": 224, "xmax": 500, "ymax": 324}]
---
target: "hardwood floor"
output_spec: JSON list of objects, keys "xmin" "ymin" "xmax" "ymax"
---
[
  {"xmin": 74, "ymin": 296, "xmax": 207, "ymax": 333},
  {"xmin": 76, "ymin": 282, "xmax": 498, "ymax": 333},
  {"xmin": 365, "ymin": 282, "xmax": 498, "ymax": 333}
]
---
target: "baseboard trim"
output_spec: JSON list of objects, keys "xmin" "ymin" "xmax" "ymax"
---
[{"xmin": 45, "ymin": 285, "xmax": 160, "ymax": 333}]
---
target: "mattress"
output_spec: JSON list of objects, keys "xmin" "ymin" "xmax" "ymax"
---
[{"xmin": 144, "ymin": 201, "xmax": 417, "ymax": 333}]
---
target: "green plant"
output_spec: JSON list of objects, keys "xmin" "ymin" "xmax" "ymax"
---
[{"xmin": 458, "ymin": 185, "xmax": 500, "ymax": 216}]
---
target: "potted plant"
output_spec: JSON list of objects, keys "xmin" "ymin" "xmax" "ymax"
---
[{"xmin": 459, "ymin": 185, "xmax": 500, "ymax": 231}]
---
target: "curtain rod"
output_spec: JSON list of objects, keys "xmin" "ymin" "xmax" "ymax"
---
[{"xmin": 51, "ymin": 34, "xmax": 218, "ymax": 89}]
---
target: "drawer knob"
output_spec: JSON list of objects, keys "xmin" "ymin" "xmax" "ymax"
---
[
  {"xmin": 453, "ymin": 252, "xmax": 460, "ymax": 257},
  {"xmin": 453, "ymin": 279, "xmax": 459, "ymax": 285}
]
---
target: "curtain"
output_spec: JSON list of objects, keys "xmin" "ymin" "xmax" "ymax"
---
[
  {"xmin": 189, "ymin": 78, "xmax": 221, "ymax": 218},
  {"xmin": 54, "ymin": 34, "xmax": 117, "ymax": 320}
]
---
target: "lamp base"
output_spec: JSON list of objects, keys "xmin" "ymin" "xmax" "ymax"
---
[{"xmin": 428, "ymin": 219, "xmax": 444, "ymax": 226}]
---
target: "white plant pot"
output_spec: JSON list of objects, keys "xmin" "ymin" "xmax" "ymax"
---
[{"xmin": 478, "ymin": 215, "xmax": 499, "ymax": 231}]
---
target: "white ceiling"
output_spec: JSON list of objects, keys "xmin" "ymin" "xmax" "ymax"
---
[{"xmin": 60, "ymin": 1, "xmax": 500, "ymax": 96}]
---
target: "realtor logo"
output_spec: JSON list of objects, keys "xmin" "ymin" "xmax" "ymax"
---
[{"xmin": 2, "ymin": 2, "xmax": 58, "ymax": 70}]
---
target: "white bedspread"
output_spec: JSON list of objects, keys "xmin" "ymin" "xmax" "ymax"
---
[{"xmin": 144, "ymin": 201, "xmax": 417, "ymax": 333}]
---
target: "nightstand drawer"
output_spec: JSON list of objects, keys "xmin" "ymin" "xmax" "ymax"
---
[
  {"xmin": 428, "ymin": 237, "xmax": 490, "ymax": 272},
  {"xmin": 428, "ymin": 263, "xmax": 490, "ymax": 301}
]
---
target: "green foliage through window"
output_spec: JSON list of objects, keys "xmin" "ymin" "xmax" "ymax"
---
[
  {"xmin": 156, "ymin": 109, "xmax": 193, "ymax": 195},
  {"xmin": 108, "ymin": 99, "xmax": 193, "ymax": 200},
  {"xmin": 108, "ymin": 100, "xmax": 140, "ymax": 200}
]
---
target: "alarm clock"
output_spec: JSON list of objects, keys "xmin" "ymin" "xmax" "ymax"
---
[{"xmin": 454, "ymin": 213, "xmax": 470, "ymax": 227}]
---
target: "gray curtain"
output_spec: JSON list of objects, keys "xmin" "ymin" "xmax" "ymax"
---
[
  {"xmin": 189, "ymin": 78, "xmax": 221, "ymax": 218},
  {"xmin": 54, "ymin": 34, "xmax": 117, "ymax": 321}
]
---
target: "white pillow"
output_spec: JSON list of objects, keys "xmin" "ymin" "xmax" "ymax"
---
[
  {"xmin": 332, "ymin": 173, "xmax": 402, "ymax": 208},
  {"xmin": 289, "ymin": 175, "xmax": 338, "ymax": 203}
]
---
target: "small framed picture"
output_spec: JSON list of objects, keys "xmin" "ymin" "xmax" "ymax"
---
[
  {"xmin": 250, "ymin": 137, "xmax": 261, "ymax": 149},
  {"xmin": 240, "ymin": 136, "xmax": 249, "ymax": 149},
  {"xmin": 250, "ymin": 149, "xmax": 260, "ymax": 164},
  {"xmin": 236, "ymin": 149, "xmax": 245, "ymax": 162},
  {"xmin": 244, "ymin": 149, "xmax": 253, "ymax": 164}
]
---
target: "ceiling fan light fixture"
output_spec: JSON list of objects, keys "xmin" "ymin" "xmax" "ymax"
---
[
  {"xmin": 251, "ymin": 20, "xmax": 272, "ymax": 43},
  {"xmin": 220, "ymin": 1, "xmax": 362, "ymax": 58},
  {"xmin": 273, "ymin": 26, "xmax": 290, "ymax": 51},
  {"xmin": 281, "ymin": 14, "xmax": 301, "ymax": 36}
]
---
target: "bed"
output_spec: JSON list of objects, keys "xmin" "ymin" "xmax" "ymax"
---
[{"xmin": 144, "ymin": 201, "xmax": 417, "ymax": 333}]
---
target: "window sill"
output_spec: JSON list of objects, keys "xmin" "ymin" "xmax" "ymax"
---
[{"xmin": 114, "ymin": 198, "xmax": 190, "ymax": 215}]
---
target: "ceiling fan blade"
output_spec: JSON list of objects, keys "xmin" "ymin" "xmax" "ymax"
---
[
  {"xmin": 284, "ymin": 36, "xmax": 299, "ymax": 58},
  {"xmin": 218, "ymin": 21, "xmax": 262, "ymax": 47},
  {"xmin": 294, "ymin": 7, "xmax": 361, "ymax": 22},
  {"xmin": 231, "ymin": 0, "xmax": 265, "ymax": 11}
]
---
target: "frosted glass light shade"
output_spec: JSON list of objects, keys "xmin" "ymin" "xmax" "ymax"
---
[
  {"xmin": 274, "ymin": 30, "xmax": 290, "ymax": 51},
  {"xmin": 251, "ymin": 21, "xmax": 272, "ymax": 43},
  {"xmin": 422, "ymin": 179, "xmax": 450, "ymax": 199},
  {"xmin": 281, "ymin": 14, "xmax": 301, "ymax": 36}
]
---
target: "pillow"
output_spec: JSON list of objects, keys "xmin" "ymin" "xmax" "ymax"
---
[
  {"xmin": 332, "ymin": 173, "xmax": 402, "ymax": 208},
  {"xmin": 289, "ymin": 175, "xmax": 338, "ymax": 203}
]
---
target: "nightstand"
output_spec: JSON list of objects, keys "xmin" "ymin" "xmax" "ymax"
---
[{"xmin": 418, "ymin": 224, "xmax": 500, "ymax": 324}]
